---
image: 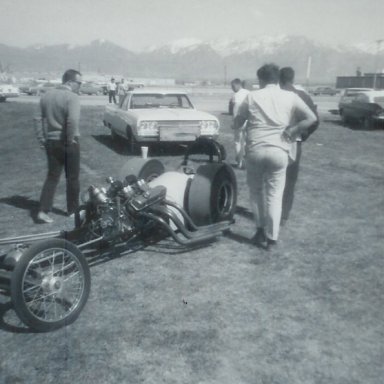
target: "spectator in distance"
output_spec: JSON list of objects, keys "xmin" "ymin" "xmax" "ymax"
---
[
  {"xmin": 34, "ymin": 69, "xmax": 82, "ymax": 223},
  {"xmin": 279, "ymin": 67, "xmax": 319, "ymax": 225},
  {"xmin": 117, "ymin": 78, "xmax": 127, "ymax": 105},
  {"xmin": 230, "ymin": 78, "xmax": 249, "ymax": 168},
  {"xmin": 234, "ymin": 63, "xmax": 317, "ymax": 250},
  {"xmin": 107, "ymin": 77, "xmax": 117, "ymax": 104}
]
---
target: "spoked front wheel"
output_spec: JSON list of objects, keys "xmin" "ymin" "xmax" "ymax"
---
[{"xmin": 11, "ymin": 239, "xmax": 91, "ymax": 332}]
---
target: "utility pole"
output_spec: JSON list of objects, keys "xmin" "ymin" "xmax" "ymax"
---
[
  {"xmin": 373, "ymin": 39, "xmax": 383, "ymax": 89},
  {"xmin": 306, "ymin": 56, "xmax": 312, "ymax": 88}
]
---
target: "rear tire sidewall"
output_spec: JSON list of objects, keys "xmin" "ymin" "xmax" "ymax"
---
[
  {"xmin": 11, "ymin": 238, "xmax": 91, "ymax": 332},
  {"xmin": 187, "ymin": 164, "xmax": 237, "ymax": 226}
]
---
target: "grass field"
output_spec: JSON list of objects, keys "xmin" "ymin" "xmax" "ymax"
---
[{"xmin": 0, "ymin": 99, "xmax": 383, "ymax": 384}]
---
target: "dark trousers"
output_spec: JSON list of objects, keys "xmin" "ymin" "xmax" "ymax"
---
[
  {"xmin": 281, "ymin": 141, "xmax": 302, "ymax": 221},
  {"xmin": 108, "ymin": 90, "xmax": 117, "ymax": 104},
  {"xmin": 40, "ymin": 140, "xmax": 80, "ymax": 214}
]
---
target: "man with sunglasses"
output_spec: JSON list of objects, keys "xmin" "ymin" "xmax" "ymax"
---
[{"xmin": 34, "ymin": 69, "xmax": 82, "ymax": 223}]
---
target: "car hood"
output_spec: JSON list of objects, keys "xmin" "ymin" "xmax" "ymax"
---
[{"xmin": 127, "ymin": 108, "xmax": 218, "ymax": 122}]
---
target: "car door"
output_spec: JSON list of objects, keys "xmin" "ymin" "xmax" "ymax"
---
[
  {"xmin": 351, "ymin": 93, "xmax": 371, "ymax": 120},
  {"xmin": 114, "ymin": 94, "xmax": 132, "ymax": 137},
  {"xmin": 343, "ymin": 93, "xmax": 360, "ymax": 119}
]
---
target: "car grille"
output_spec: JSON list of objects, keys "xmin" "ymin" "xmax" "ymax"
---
[{"xmin": 157, "ymin": 121, "xmax": 201, "ymax": 129}]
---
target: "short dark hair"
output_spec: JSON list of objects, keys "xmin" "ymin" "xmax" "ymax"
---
[
  {"xmin": 62, "ymin": 69, "xmax": 81, "ymax": 84},
  {"xmin": 257, "ymin": 63, "xmax": 280, "ymax": 84},
  {"xmin": 231, "ymin": 78, "xmax": 242, "ymax": 85},
  {"xmin": 280, "ymin": 67, "xmax": 295, "ymax": 85}
]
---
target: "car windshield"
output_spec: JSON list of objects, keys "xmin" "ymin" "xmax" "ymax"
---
[{"xmin": 130, "ymin": 94, "xmax": 193, "ymax": 109}]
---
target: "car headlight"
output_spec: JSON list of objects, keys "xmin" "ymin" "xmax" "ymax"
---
[
  {"xmin": 200, "ymin": 120, "xmax": 219, "ymax": 136},
  {"xmin": 137, "ymin": 121, "xmax": 159, "ymax": 136}
]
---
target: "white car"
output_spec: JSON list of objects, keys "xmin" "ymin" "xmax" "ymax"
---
[
  {"xmin": 103, "ymin": 89, "xmax": 220, "ymax": 152},
  {"xmin": 0, "ymin": 84, "xmax": 19, "ymax": 102}
]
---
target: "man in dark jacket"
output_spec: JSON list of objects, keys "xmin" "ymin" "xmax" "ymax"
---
[
  {"xmin": 279, "ymin": 67, "xmax": 319, "ymax": 225},
  {"xmin": 34, "ymin": 69, "xmax": 82, "ymax": 223}
]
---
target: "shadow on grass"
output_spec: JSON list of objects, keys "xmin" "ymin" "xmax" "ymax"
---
[
  {"xmin": 0, "ymin": 195, "xmax": 67, "ymax": 223},
  {"xmin": 224, "ymin": 229, "xmax": 254, "ymax": 245},
  {"xmin": 92, "ymin": 134, "xmax": 192, "ymax": 157},
  {"xmin": 235, "ymin": 205, "xmax": 253, "ymax": 220},
  {"xmin": 0, "ymin": 301, "xmax": 39, "ymax": 334}
]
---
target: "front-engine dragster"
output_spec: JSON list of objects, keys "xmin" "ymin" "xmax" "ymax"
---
[{"xmin": 0, "ymin": 139, "xmax": 237, "ymax": 332}]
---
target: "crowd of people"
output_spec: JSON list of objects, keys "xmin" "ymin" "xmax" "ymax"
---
[
  {"xmin": 106, "ymin": 77, "xmax": 131, "ymax": 104},
  {"xmin": 33, "ymin": 64, "xmax": 319, "ymax": 252}
]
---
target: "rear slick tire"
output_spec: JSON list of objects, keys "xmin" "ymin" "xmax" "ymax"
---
[
  {"xmin": 119, "ymin": 158, "xmax": 165, "ymax": 183},
  {"xmin": 187, "ymin": 164, "xmax": 237, "ymax": 226}
]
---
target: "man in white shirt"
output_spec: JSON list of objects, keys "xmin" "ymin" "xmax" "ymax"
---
[
  {"xmin": 230, "ymin": 78, "xmax": 249, "ymax": 168},
  {"xmin": 107, "ymin": 77, "xmax": 117, "ymax": 104},
  {"xmin": 234, "ymin": 63, "xmax": 317, "ymax": 250}
]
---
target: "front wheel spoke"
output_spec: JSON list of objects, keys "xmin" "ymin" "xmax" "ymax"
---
[
  {"xmin": 53, "ymin": 261, "xmax": 77, "ymax": 277},
  {"xmin": 26, "ymin": 291, "xmax": 57, "ymax": 305},
  {"xmin": 23, "ymin": 283, "xmax": 42, "ymax": 294},
  {"xmin": 63, "ymin": 270, "xmax": 81, "ymax": 282}
]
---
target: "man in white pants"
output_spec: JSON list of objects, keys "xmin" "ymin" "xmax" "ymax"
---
[
  {"xmin": 230, "ymin": 79, "xmax": 249, "ymax": 168},
  {"xmin": 234, "ymin": 64, "xmax": 316, "ymax": 250}
]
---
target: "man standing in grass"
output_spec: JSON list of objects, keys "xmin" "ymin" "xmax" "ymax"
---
[
  {"xmin": 34, "ymin": 69, "xmax": 82, "ymax": 223},
  {"xmin": 279, "ymin": 67, "xmax": 319, "ymax": 225},
  {"xmin": 234, "ymin": 64, "xmax": 317, "ymax": 250},
  {"xmin": 107, "ymin": 77, "xmax": 117, "ymax": 104}
]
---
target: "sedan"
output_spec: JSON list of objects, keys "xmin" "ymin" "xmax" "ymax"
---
[
  {"xmin": 311, "ymin": 87, "xmax": 339, "ymax": 96},
  {"xmin": 80, "ymin": 82, "xmax": 103, "ymax": 95},
  {"xmin": 103, "ymin": 89, "xmax": 220, "ymax": 152},
  {"xmin": 339, "ymin": 90, "xmax": 384, "ymax": 129}
]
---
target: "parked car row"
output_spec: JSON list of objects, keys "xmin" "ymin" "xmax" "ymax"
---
[
  {"xmin": 309, "ymin": 87, "xmax": 339, "ymax": 96},
  {"xmin": 17, "ymin": 81, "xmax": 106, "ymax": 96}
]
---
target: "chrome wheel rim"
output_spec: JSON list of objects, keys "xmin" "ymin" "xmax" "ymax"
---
[
  {"xmin": 21, "ymin": 248, "xmax": 85, "ymax": 323},
  {"xmin": 216, "ymin": 181, "xmax": 234, "ymax": 216}
]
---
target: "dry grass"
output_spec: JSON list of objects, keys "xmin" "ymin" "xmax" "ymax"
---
[{"xmin": 0, "ymin": 100, "xmax": 383, "ymax": 384}]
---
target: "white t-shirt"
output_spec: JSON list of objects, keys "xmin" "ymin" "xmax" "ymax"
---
[
  {"xmin": 237, "ymin": 84, "xmax": 316, "ymax": 152},
  {"xmin": 108, "ymin": 82, "xmax": 117, "ymax": 91}
]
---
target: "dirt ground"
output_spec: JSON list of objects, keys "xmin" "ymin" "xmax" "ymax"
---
[{"xmin": 0, "ymin": 95, "xmax": 383, "ymax": 384}]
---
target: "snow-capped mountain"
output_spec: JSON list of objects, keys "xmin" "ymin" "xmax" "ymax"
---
[{"xmin": 1, "ymin": 36, "xmax": 383, "ymax": 82}]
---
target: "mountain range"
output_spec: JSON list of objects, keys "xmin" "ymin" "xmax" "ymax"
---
[{"xmin": 1, "ymin": 36, "xmax": 383, "ymax": 83}]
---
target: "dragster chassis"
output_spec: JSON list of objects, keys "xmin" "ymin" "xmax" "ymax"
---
[{"xmin": 0, "ymin": 139, "xmax": 237, "ymax": 332}]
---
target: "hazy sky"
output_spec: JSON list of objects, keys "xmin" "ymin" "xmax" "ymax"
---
[{"xmin": 1, "ymin": 0, "xmax": 383, "ymax": 50}]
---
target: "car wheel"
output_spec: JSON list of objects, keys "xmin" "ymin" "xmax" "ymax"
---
[
  {"xmin": 119, "ymin": 158, "xmax": 165, "ymax": 183},
  {"xmin": 187, "ymin": 163, "xmax": 237, "ymax": 226},
  {"xmin": 340, "ymin": 110, "xmax": 348, "ymax": 126},
  {"xmin": 126, "ymin": 126, "xmax": 139, "ymax": 154},
  {"xmin": 0, "ymin": 96, "xmax": 6, "ymax": 102},
  {"xmin": 362, "ymin": 116, "xmax": 374, "ymax": 130},
  {"xmin": 111, "ymin": 129, "xmax": 119, "ymax": 141},
  {"xmin": 11, "ymin": 238, "xmax": 91, "ymax": 332}
]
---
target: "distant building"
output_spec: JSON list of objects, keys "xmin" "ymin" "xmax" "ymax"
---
[{"xmin": 336, "ymin": 73, "xmax": 384, "ymax": 89}]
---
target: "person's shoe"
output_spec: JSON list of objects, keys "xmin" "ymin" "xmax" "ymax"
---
[
  {"xmin": 37, "ymin": 211, "xmax": 53, "ymax": 224},
  {"xmin": 266, "ymin": 238, "xmax": 278, "ymax": 251},
  {"xmin": 251, "ymin": 228, "xmax": 267, "ymax": 248},
  {"xmin": 237, "ymin": 159, "xmax": 245, "ymax": 170}
]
